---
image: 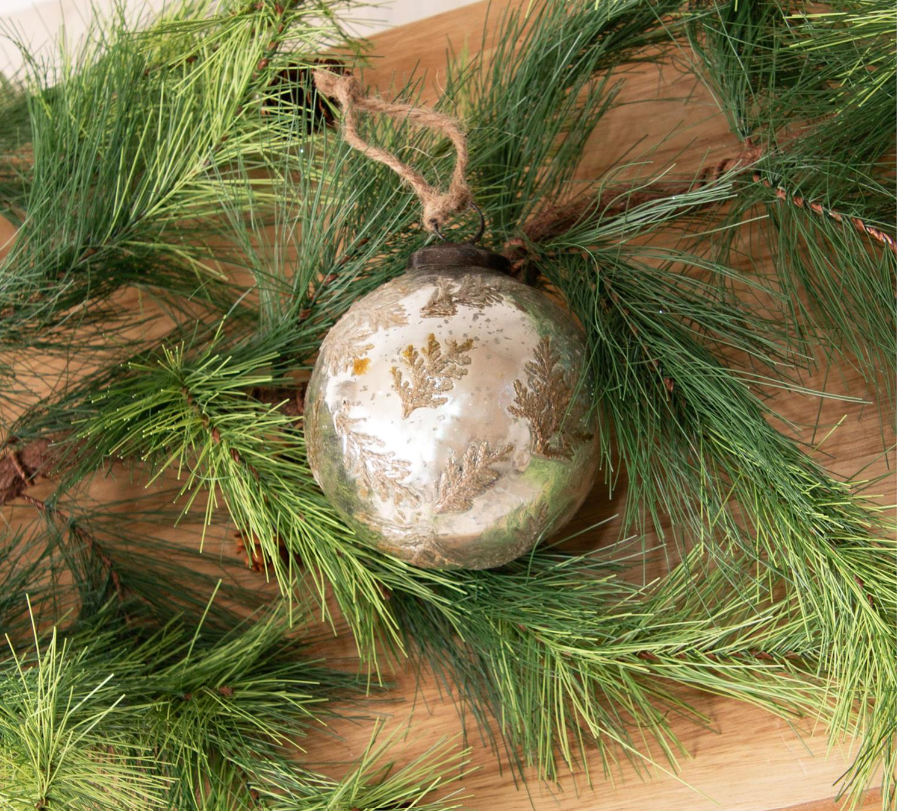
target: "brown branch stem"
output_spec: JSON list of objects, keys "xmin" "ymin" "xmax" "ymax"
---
[
  {"xmin": 635, "ymin": 648, "xmax": 801, "ymax": 664},
  {"xmin": 181, "ymin": 387, "xmax": 255, "ymax": 474},
  {"xmin": 0, "ymin": 387, "xmax": 301, "ymax": 511},
  {"xmin": 504, "ymin": 146, "xmax": 896, "ymax": 273},
  {"xmin": 0, "ymin": 439, "xmax": 53, "ymax": 507},
  {"xmin": 751, "ymin": 172, "xmax": 897, "ymax": 252}
]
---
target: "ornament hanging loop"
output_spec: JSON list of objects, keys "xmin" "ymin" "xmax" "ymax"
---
[
  {"xmin": 431, "ymin": 201, "xmax": 485, "ymax": 244},
  {"xmin": 313, "ymin": 69, "xmax": 474, "ymax": 233}
]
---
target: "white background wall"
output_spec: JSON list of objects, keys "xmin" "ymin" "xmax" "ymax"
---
[{"xmin": 0, "ymin": 0, "xmax": 471, "ymax": 74}]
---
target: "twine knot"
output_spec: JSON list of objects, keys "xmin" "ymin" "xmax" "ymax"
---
[{"xmin": 313, "ymin": 69, "xmax": 472, "ymax": 231}]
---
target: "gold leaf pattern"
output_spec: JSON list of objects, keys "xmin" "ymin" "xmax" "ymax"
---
[
  {"xmin": 435, "ymin": 441, "xmax": 513, "ymax": 514},
  {"xmin": 420, "ymin": 277, "xmax": 504, "ymax": 318},
  {"xmin": 334, "ymin": 403, "xmax": 420, "ymax": 505},
  {"xmin": 305, "ymin": 395, "xmax": 322, "ymax": 474},
  {"xmin": 323, "ymin": 299, "xmax": 408, "ymax": 375},
  {"xmin": 364, "ymin": 515, "xmax": 458, "ymax": 567},
  {"xmin": 366, "ymin": 302, "xmax": 408, "ymax": 331},
  {"xmin": 391, "ymin": 333, "xmax": 475, "ymax": 418},
  {"xmin": 323, "ymin": 315, "xmax": 374, "ymax": 375},
  {"xmin": 508, "ymin": 336, "xmax": 588, "ymax": 461}
]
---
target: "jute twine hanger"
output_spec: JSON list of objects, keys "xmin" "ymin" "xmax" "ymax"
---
[{"xmin": 313, "ymin": 69, "xmax": 473, "ymax": 234}]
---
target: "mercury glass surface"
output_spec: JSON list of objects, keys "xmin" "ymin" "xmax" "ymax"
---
[{"xmin": 304, "ymin": 261, "xmax": 600, "ymax": 569}]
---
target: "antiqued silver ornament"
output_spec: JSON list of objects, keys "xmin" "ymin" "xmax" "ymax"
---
[{"xmin": 304, "ymin": 243, "xmax": 599, "ymax": 569}]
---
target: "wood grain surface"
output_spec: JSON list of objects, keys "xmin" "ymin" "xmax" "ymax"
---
[{"xmin": 0, "ymin": 1, "xmax": 892, "ymax": 810}]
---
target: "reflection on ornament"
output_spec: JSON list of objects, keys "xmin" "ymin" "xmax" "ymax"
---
[{"xmin": 305, "ymin": 243, "xmax": 599, "ymax": 569}]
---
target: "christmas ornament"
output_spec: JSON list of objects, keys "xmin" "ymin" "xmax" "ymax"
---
[
  {"xmin": 305, "ymin": 241, "xmax": 599, "ymax": 569},
  {"xmin": 304, "ymin": 70, "xmax": 598, "ymax": 569}
]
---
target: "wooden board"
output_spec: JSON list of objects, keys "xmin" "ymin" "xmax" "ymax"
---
[{"xmin": 0, "ymin": 2, "xmax": 891, "ymax": 810}]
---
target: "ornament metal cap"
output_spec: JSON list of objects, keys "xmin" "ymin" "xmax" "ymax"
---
[
  {"xmin": 408, "ymin": 201, "xmax": 511, "ymax": 274},
  {"xmin": 406, "ymin": 243, "xmax": 511, "ymax": 274}
]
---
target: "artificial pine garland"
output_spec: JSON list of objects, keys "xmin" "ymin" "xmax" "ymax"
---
[{"xmin": 0, "ymin": 1, "xmax": 895, "ymax": 809}]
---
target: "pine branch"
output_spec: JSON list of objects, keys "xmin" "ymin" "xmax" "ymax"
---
[
  {"xmin": 503, "ymin": 146, "xmax": 896, "ymax": 279},
  {"xmin": 253, "ymin": 726, "xmax": 472, "ymax": 811},
  {"xmin": 20, "ymin": 494, "xmax": 127, "ymax": 604},
  {"xmin": 0, "ymin": 603, "xmax": 372, "ymax": 811},
  {"xmin": 68, "ymin": 334, "xmax": 461, "ymax": 662},
  {"xmin": 0, "ymin": 488, "xmax": 267, "ymax": 649},
  {"xmin": 391, "ymin": 546, "xmax": 838, "ymax": 783},
  {"xmin": 0, "ymin": 0, "xmax": 358, "ymax": 351},
  {"xmin": 452, "ymin": 0, "xmax": 689, "ymax": 232},
  {"xmin": 750, "ymin": 169, "xmax": 896, "ymax": 253},
  {"xmin": 535, "ymin": 231, "xmax": 894, "ymax": 804},
  {"xmin": 684, "ymin": 0, "xmax": 897, "ymax": 407}
]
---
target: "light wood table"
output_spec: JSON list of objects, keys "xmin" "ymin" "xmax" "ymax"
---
[{"xmin": 299, "ymin": 3, "xmax": 891, "ymax": 810}]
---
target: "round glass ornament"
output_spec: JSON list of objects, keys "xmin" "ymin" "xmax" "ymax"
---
[{"xmin": 304, "ymin": 243, "xmax": 599, "ymax": 569}]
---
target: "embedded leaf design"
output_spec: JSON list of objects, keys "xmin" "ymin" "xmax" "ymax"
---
[
  {"xmin": 361, "ymin": 514, "xmax": 462, "ymax": 567},
  {"xmin": 366, "ymin": 302, "xmax": 408, "ymax": 331},
  {"xmin": 508, "ymin": 336, "xmax": 589, "ymax": 461},
  {"xmin": 391, "ymin": 333, "xmax": 475, "ymax": 418},
  {"xmin": 420, "ymin": 277, "xmax": 504, "ymax": 318},
  {"xmin": 322, "ymin": 299, "xmax": 407, "ymax": 375},
  {"xmin": 435, "ymin": 441, "xmax": 513, "ymax": 514},
  {"xmin": 305, "ymin": 395, "xmax": 323, "ymax": 475},
  {"xmin": 334, "ymin": 403, "xmax": 420, "ymax": 505},
  {"xmin": 323, "ymin": 314, "xmax": 374, "ymax": 375}
]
